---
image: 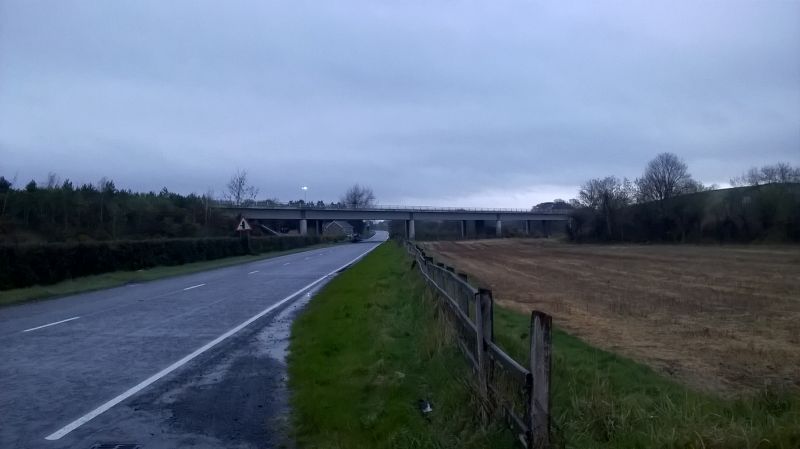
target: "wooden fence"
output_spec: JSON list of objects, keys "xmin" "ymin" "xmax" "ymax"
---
[{"xmin": 404, "ymin": 241, "xmax": 552, "ymax": 448}]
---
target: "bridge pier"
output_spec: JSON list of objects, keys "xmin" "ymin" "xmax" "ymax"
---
[
  {"xmin": 315, "ymin": 220, "xmax": 321, "ymax": 235},
  {"xmin": 496, "ymin": 219, "xmax": 502, "ymax": 237},
  {"xmin": 460, "ymin": 220, "xmax": 467, "ymax": 239},
  {"xmin": 407, "ymin": 219, "xmax": 416, "ymax": 240},
  {"xmin": 299, "ymin": 219, "xmax": 308, "ymax": 236},
  {"xmin": 525, "ymin": 220, "xmax": 531, "ymax": 235}
]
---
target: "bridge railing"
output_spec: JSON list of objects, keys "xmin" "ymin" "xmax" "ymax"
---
[
  {"xmin": 213, "ymin": 200, "xmax": 572, "ymax": 215},
  {"xmin": 405, "ymin": 241, "xmax": 552, "ymax": 448}
]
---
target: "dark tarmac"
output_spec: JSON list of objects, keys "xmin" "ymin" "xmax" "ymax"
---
[{"xmin": 0, "ymin": 231, "xmax": 386, "ymax": 449}]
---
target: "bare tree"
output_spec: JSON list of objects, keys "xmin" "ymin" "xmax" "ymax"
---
[
  {"xmin": 340, "ymin": 184, "xmax": 376, "ymax": 235},
  {"xmin": 775, "ymin": 162, "xmax": 799, "ymax": 183},
  {"xmin": 636, "ymin": 153, "xmax": 692, "ymax": 204},
  {"xmin": 745, "ymin": 166, "xmax": 762, "ymax": 186},
  {"xmin": 731, "ymin": 162, "xmax": 800, "ymax": 186},
  {"xmin": 340, "ymin": 183, "xmax": 376, "ymax": 208},
  {"xmin": 578, "ymin": 176, "xmax": 633, "ymax": 237},
  {"xmin": 761, "ymin": 165, "xmax": 779, "ymax": 184},
  {"xmin": 225, "ymin": 169, "xmax": 259, "ymax": 205},
  {"xmin": 683, "ymin": 179, "xmax": 714, "ymax": 194},
  {"xmin": 579, "ymin": 177, "xmax": 633, "ymax": 209}
]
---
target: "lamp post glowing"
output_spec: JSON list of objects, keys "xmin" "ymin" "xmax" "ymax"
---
[{"xmin": 301, "ymin": 186, "xmax": 308, "ymax": 204}]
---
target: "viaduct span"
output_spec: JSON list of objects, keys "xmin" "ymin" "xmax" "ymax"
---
[{"xmin": 217, "ymin": 202, "xmax": 571, "ymax": 239}]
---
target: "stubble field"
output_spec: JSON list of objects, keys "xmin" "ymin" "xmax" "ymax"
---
[{"xmin": 423, "ymin": 239, "xmax": 800, "ymax": 394}]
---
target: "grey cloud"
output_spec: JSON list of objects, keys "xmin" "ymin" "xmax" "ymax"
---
[{"xmin": 1, "ymin": 0, "xmax": 798, "ymax": 207}]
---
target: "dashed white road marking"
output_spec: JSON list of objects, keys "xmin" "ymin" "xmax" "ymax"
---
[
  {"xmin": 183, "ymin": 283, "xmax": 206, "ymax": 291},
  {"xmin": 22, "ymin": 316, "xmax": 81, "ymax": 333},
  {"xmin": 44, "ymin": 242, "xmax": 383, "ymax": 441},
  {"xmin": 283, "ymin": 262, "xmax": 291, "ymax": 266},
  {"xmin": 248, "ymin": 270, "xmax": 259, "ymax": 275}
]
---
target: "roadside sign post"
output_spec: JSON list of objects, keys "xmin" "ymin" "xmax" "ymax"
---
[{"xmin": 236, "ymin": 217, "xmax": 252, "ymax": 253}]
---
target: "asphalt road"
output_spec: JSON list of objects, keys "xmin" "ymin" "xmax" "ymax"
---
[{"xmin": 0, "ymin": 231, "xmax": 387, "ymax": 449}]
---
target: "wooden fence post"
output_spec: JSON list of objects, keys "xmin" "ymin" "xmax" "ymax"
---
[
  {"xmin": 528, "ymin": 311, "xmax": 552, "ymax": 449},
  {"xmin": 474, "ymin": 290, "xmax": 488, "ymax": 423},
  {"xmin": 478, "ymin": 289, "xmax": 494, "ymax": 405}
]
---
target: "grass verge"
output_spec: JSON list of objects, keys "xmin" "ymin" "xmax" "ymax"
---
[
  {"xmin": 288, "ymin": 242, "xmax": 517, "ymax": 449},
  {"xmin": 0, "ymin": 242, "xmax": 338, "ymax": 307},
  {"xmin": 492, "ymin": 306, "xmax": 800, "ymax": 448}
]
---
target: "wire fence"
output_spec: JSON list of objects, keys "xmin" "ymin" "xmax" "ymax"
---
[{"xmin": 404, "ymin": 241, "xmax": 552, "ymax": 448}]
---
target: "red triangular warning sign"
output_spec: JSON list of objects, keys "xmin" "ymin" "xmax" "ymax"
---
[{"xmin": 236, "ymin": 218, "xmax": 252, "ymax": 231}]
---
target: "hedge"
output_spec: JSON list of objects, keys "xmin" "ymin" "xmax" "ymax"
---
[{"xmin": 0, "ymin": 236, "xmax": 328, "ymax": 290}]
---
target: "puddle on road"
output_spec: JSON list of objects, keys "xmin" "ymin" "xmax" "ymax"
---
[
  {"xmin": 132, "ymin": 279, "xmax": 331, "ymax": 448},
  {"xmin": 255, "ymin": 283, "xmax": 326, "ymax": 361}
]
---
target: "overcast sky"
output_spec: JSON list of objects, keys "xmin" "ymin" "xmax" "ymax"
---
[{"xmin": 1, "ymin": 1, "xmax": 798, "ymax": 207}]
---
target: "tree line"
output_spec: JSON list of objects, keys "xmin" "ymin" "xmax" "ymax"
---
[
  {"xmin": 0, "ymin": 169, "xmax": 380, "ymax": 243},
  {"xmin": 567, "ymin": 155, "xmax": 800, "ymax": 242},
  {"xmin": 0, "ymin": 173, "xmax": 235, "ymax": 243}
]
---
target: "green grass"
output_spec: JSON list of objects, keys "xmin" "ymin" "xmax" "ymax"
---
[
  {"xmin": 0, "ymin": 242, "xmax": 338, "ymax": 307},
  {"xmin": 288, "ymin": 242, "xmax": 517, "ymax": 449},
  {"xmin": 492, "ymin": 307, "xmax": 800, "ymax": 448}
]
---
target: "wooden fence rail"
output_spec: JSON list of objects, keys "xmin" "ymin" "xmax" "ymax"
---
[{"xmin": 404, "ymin": 241, "xmax": 552, "ymax": 448}]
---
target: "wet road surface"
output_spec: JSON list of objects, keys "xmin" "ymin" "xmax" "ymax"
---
[{"xmin": 0, "ymin": 231, "xmax": 387, "ymax": 449}]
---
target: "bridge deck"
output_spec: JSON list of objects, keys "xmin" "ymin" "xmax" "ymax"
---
[{"xmin": 216, "ymin": 202, "xmax": 571, "ymax": 221}]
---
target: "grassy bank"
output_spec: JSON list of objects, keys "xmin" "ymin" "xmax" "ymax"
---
[
  {"xmin": 0, "ymin": 242, "xmax": 337, "ymax": 307},
  {"xmin": 492, "ymin": 306, "xmax": 800, "ymax": 448},
  {"xmin": 288, "ymin": 243, "xmax": 516, "ymax": 449}
]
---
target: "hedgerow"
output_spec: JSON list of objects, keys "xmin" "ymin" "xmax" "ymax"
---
[{"xmin": 0, "ymin": 236, "xmax": 326, "ymax": 290}]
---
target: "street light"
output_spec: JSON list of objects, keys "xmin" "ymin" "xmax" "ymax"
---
[{"xmin": 301, "ymin": 186, "xmax": 308, "ymax": 204}]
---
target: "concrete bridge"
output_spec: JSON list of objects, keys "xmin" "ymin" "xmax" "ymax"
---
[{"xmin": 216, "ymin": 201, "xmax": 571, "ymax": 239}]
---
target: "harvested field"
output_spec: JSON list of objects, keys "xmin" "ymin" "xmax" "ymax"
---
[{"xmin": 422, "ymin": 239, "xmax": 800, "ymax": 394}]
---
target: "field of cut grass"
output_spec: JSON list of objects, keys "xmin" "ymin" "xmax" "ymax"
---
[
  {"xmin": 0, "ymin": 242, "xmax": 337, "ymax": 307},
  {"xmin": 288, "ymin": 243, "xmax": 516, "ymax": 449},
  {"xmin": 291, "ymin": 241, "xmax": 799, "ymax": 448},
  {"xmin": 424, "ymin": 239, "xmax": 800, "ymax": 394}
]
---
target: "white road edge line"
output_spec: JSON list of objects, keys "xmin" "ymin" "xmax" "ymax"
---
[
  {"xmin": 283, "ymin": 262, "xmax": 291, "ymax": 266},
  {"xmin": 248, "ymin": 270, "xmax": 259, "ymax": 275},
  {"xmin": 44, "ymin": 242, "xmax": 382, "ymax": 441},
  {"xmin": 22, "ymin": 316, "xmax": 81, "ymax": 333},
  {"xmin": 182, "ymin": 283, "xmax": 206, "ymax": 291}
]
